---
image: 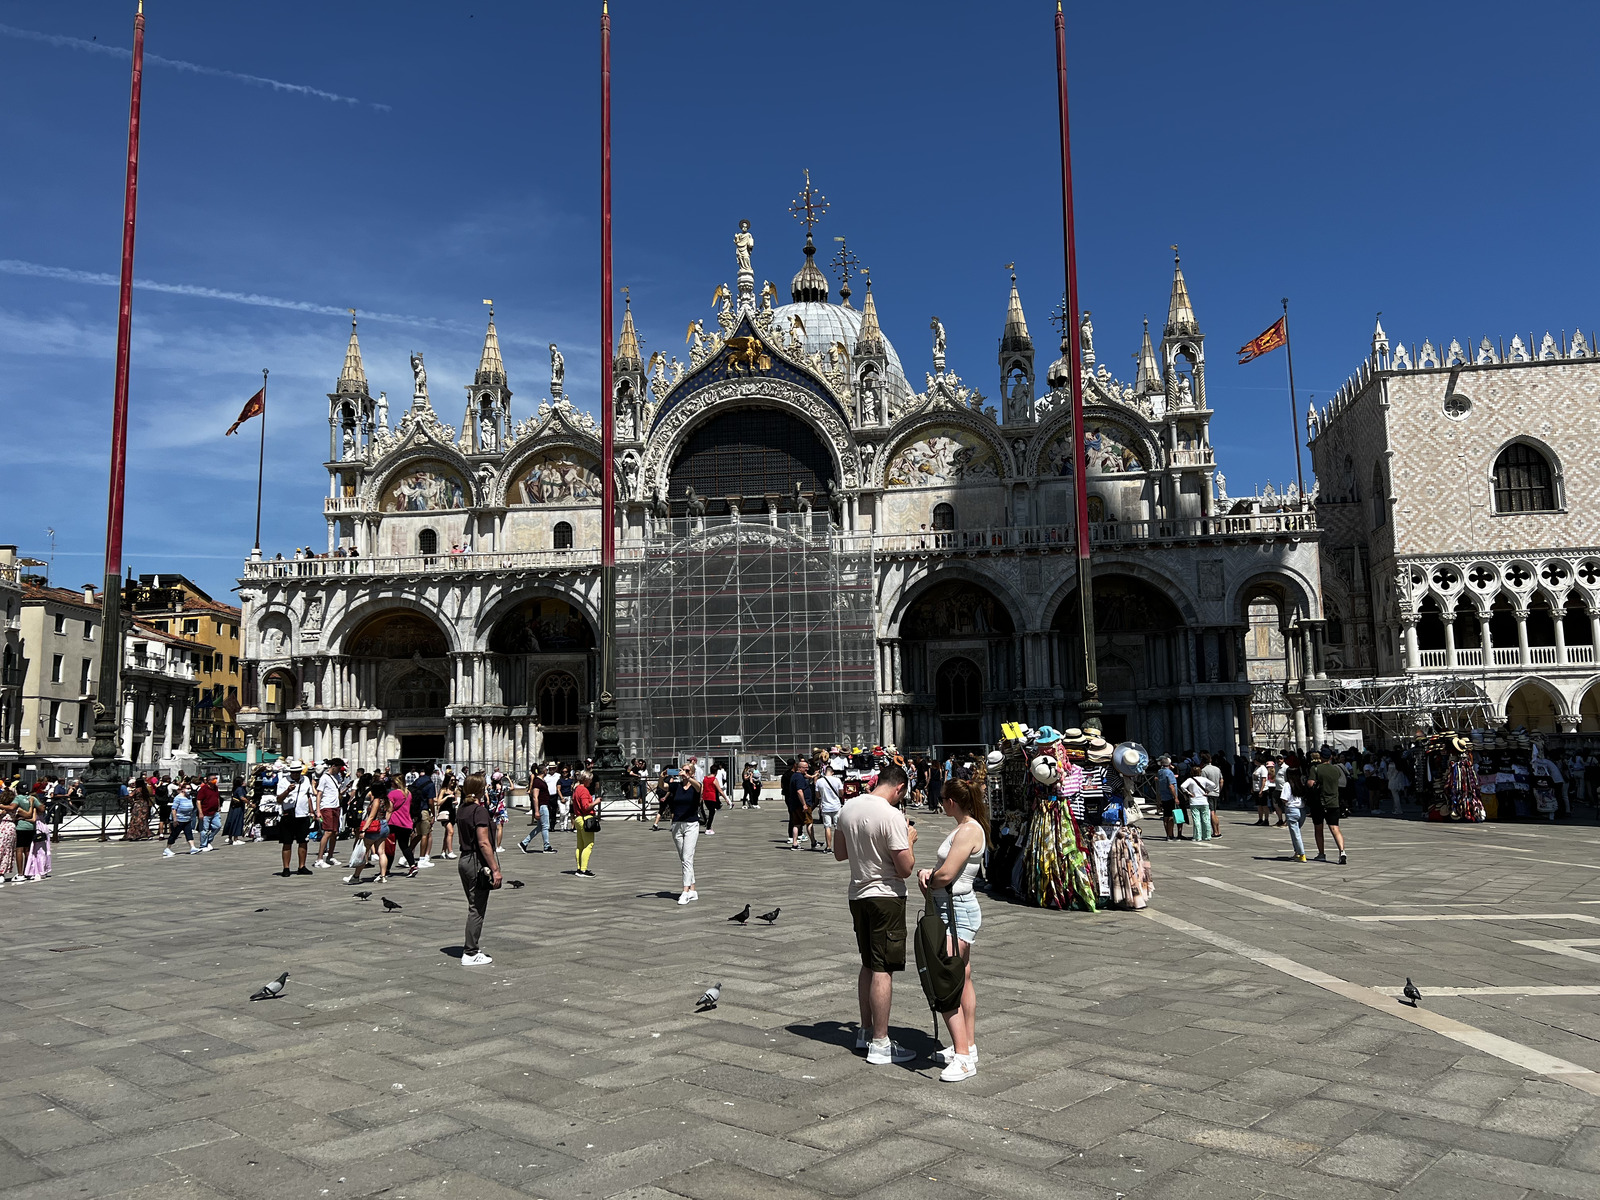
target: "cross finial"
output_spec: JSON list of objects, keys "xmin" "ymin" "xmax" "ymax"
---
[
  {"xmin": 789, "ymin": 168, "xmax": 829, "ymax": 233},
  {"xmin": 1049, "ymin": 291, "xmax": 1071, "ymax": 338},
  {"xmin": 347, "ymin": 306, "xmax": 357, "ymax": 328},
  {"xmin": 830, "ymin": 236, "xmax": 861, "ymax": 292}
]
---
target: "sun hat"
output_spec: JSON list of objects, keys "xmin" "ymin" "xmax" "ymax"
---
[{"xmin": 1034, "ymin": 726, "xmax": 1063, "ymax": 746}]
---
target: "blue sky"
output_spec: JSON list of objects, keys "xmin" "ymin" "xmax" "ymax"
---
[{"xmin": 3, "ymin": 1, "xmax": 1597, "ymax": 600}]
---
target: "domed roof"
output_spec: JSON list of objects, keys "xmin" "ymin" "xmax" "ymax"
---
[{"xmin": 770, "ymin": 299, "xmax": 916, "ymax": 416}]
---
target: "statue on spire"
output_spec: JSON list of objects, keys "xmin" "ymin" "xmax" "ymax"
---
[
  {"xmin": 549, "ymin": 343, "xmax": 565, "ymax": 398},
  {"xmin": 930, "ymin": 316, "xmax": 947, "ymax": 374},
  {"xmin": 734, "ymin": 219, "xmax": 754, "ymax": 275},
  {"xmin": 410, "ymin": 352, "xmax": 429, "ymax": 407}
]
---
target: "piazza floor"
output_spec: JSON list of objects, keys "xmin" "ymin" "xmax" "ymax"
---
[{"xmin": 3, "ymin": 803, "xmax": 1600, "ymax": 1200}]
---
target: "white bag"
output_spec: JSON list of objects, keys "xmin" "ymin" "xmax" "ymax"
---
[{"xmin": 348, "ymin": 842, "xmax": 369, "ymax": 869}]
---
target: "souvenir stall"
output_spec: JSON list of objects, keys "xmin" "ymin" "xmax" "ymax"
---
[
  {"xmin": 1415, "ymin": 733, "xmax": 1484, "ymax": 822},
  {"xmin": 988, "ymin": 724, "xmax": 1155, "ymax": 912},
  {"xmin": 1462, "ymin": 727, "xmax": 1565, "ymax": 821}
]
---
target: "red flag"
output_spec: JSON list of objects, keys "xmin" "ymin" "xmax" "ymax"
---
[
  {"xmin": 1238, "ymin": 316, "xmax": 1287, "ymax": 363},
  {"xmin": 225, "ymin": 387, "xmax": 265, "ymax": 435}
]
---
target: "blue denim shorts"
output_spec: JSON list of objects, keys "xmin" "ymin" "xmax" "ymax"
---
[{"xmin": 936, "ymin": 891, "xmax": 982, "ymax": 944}]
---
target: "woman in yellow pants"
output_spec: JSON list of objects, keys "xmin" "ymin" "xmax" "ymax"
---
[{"xmin": 572, "ymin": 771, "xmax": 597, "ymax": 877}]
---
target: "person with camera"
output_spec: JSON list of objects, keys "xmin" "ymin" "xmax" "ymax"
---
[
  {"xmin": 456, "ymin": 773, "xmax": 501, "ymax": 966},
  {"xmin": 663, "ymin": 765, "xmax": 702, "ymax": 904}
]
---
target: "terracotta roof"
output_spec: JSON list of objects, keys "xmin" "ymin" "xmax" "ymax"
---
[{"xmin": 21, "ymin": 583, "xmax": 101, "ymax": 614}]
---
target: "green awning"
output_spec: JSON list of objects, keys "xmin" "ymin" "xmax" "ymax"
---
[{"xmin": 199, "ymin": 750, "xmax": 249, "ymax": 762}]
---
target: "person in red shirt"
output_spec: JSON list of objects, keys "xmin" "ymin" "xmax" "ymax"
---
[
  {"xmin": 571, "ymin": 771, "xmax": 598, "ymax": 877},
  {"xmin": 196, "ymin": 776, "xmax": 223, "ymax": 851},
  {"xmin": 699, "ymin": 766, "xmax": 722, "ymax": 836}
]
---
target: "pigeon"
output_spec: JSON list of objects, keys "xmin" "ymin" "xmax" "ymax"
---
[
  {"xmin": 728, "ymin": 904, "xmax": 750, "ymax": 925},
  {"xmin": 507, "ymin": 879, "xmax": 525, "ymax": 889},
  {"xmin": 353, "ymin": 892, "xmax": 372, "ymax": 901},
  {"xmin": 381, "ymin": 897, "xmax": 402, "ymax": 912},
  {"xmin": 757, "ymin": 907, "xmax": 781, "ymax": 924},
  {"xmin": 1402, "ymin": 978, "xmax": 1422, "ymax": 1007},
  {"xmin": 249, "ymin": 972, "xmax": 289, "ymax": 1001},
  {"xmin": 254, "ymin": 907, "xmax": 268, "ymax": 913},
  {"xmin": 696, "ymin": 983, "xmax": 722, "ymax": 1010}
]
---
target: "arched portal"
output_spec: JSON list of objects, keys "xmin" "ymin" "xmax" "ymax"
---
[
  {"xmin": 1055, "ymin": 574, "xmax": 1188, "ymax": 747},
  {"xmin": 260, "ymin": 666, "xmax": 297, "ymax": 760},
  {"xmin": 1580, "ymin": 680, "xmax": 1600, "ymax": 733},
  {"xmin": 899, "ymin": 579, "xmax": 1018, "ymax": 752},
  {"xmin": 488, "ymin": 597, "xmax": 596, "ymax": 762},
  {"xmin": 1505, "ymin": 681, "xmax": 1560, "ymax": 732},
  {"xmin": 346, "ymin": 610, "xmax": 452, "ymax": 768}
]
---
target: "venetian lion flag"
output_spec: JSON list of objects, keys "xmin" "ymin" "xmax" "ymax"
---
[
  {"xmin": 225, "ymin": 387, "xmax": 265, "ymax": 435},
  {"xmin": 1237, "ymin": 316, "xmax": 1287, "ymax": 364}
]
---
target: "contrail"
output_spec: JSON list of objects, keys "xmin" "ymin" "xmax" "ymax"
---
[
  {"xmin": 0, "ymin": 22, "xmax": 391, "ymax": 111},
  {"xmin": 0, "ymin": 260, "xmax": 458, "ymax": 332}
]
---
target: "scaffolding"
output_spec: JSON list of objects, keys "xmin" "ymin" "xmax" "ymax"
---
[
  {"xmin": 617, "ymin": 515, "xmax": 877, "ymax": 767},
  {"xmin": 1252, "ymin": 674, "xmax": 1496, "ymax": 747}
]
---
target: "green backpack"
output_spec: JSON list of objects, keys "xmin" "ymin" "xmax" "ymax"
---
[{"xmin": 913, "ymin": 891, "xmax": 966, "ymax": 1026}]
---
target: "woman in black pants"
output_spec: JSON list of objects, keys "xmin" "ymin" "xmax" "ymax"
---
[{"xmin": 456, "ymin": 774, "xmax": 501, "ymax": 966}]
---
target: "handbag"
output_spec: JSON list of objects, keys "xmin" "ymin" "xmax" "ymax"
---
[
  {"xmin": 1172, "ymin": 807, "xmax": 1186, "ymax": 825},
  {"xmin": 582, "ymin": 813, "xmax": 602, "ymax": 833}
]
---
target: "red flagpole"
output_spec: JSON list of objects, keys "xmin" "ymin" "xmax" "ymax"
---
[
  {"xmin": 600, "ymin": 2, "xmax": 614, "ymax": 571},
  {"xmin": 1055, "ymin": 1, "xmax": 1100, "ymax": 732},
  {"xmin": 106, "ymin": 0, "xmax": 145, "ymax": 578}
]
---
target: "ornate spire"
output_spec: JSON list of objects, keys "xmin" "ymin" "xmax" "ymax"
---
[
  {"xmin": 615, "ymin": 289, "xmax": 643, "ymax": 372},
  {"xmin": 337, "ymin": 313, "xmax": 368, "ymax": 395},
  {"xmin": 999, "ymin": 268, "xmax": 1033, "ymax": 355},
  {"xmin": 1371, "ymin": 313, "xmax": 1389, "ymax": 360},
  {"xmin": 855, "ymin": 274, "xmax": 885, "ymax": 358},
  {"xmin": 1135, "ymin": 316, "xmax": 1162, "ymax": 393},
  {"xmin": 475, "ymin": 302, "xmax": 506, "ymax": 386},
  {"xmin": 1165, "ymin": 247, "xmax": 1199, "ymax": 337}
]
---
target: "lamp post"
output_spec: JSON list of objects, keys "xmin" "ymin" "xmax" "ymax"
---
[{"xmin": 82, "ymin": 1, "xmax": 147, "ymax": 828}]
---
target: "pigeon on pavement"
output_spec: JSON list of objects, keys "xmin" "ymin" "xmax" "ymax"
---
[
  {"xmin": 728, "ymin": 904, "xmax": 750, "ymax": 924},
  {"xmin": 1402, "ymin": 978, "xmax": 1422, "ymax": 1007},
  {"xmin": 507, "ymin": 879, "xmax": 525, "ymax": 889},
  {"xmin": 757, "ymin": 907, "xmax": 781, "ymax": 924},
  {"xmin": 249, "ymin": 972, "xmax": 289, "ymax": 1001},
  {"xmin": 697, "ymin": 983, "xmax": 722, "ymax": 1010},
  {"xmin": 353, "ymin": 892, "xmax": 372, "ymax": 901},
  {"xmin": 381, "ymin": 897, "xmax": 402, "ymax": 912}
]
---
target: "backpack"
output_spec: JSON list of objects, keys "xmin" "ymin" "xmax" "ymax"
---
[{"xmin": 912, "ymin": 891, "xmax": 966, "ymax": 1028}]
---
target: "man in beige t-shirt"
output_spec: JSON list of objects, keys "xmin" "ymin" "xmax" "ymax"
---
[{"xmin": 835, "ymin": 762, "xmax": 917, "ymax": 1065}]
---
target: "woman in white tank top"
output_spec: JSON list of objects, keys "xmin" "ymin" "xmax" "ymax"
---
[{"xmin": 917, "ymin": 778, "xmax": 988, "ymax": 1082}]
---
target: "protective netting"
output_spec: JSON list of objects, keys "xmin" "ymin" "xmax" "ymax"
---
[{"xmin": 616, "ymin": 517, "xmax": 876, "ymax": 765}]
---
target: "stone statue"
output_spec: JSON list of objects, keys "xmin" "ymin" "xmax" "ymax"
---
[
  {"xmin": 793, "ymin": 481, "xmax": 811, "ymax": 518},
  {"xmin": 537, "ymin": 399, "xmax": 551, "ymax": 419},
  {"xmin": 549, "ymin": 343, "xmax": 565, "ymax": 394},
  {"xmin": 685, "ymin": 319, "xmax": 706, "ymax": 355},
  {"xmin": 619, "ymin": 452, "xmax": 638, "ymax": 497},
  {"xmin": 1215, "ymin": 471, "xmax": 1228, "ymax": 502},
  {"xmin": 684, "ymin": 486, "xmax": 707, "ymax": 520},
  {"xmin": 1176, "ymin": 374, "xmax": 1193, "ymax": 408},
  {"xmin": 733, "ymin": 218, "xmax": 754, "ymax": 275},
  {"xmin": 410, "ymin": 352, "xmax": 428, "ymax": 402},
  {"xmin": 616, "ymin": 405, "xmax": 635, "ymax": 440},
  {"xmin": 930, "ymin": 316, "xmax": 947, "ymax": 373},
  {"xmin": 479, "ymin": 414, "xmax": 496, "ymax": 451},
  {"xmin": 375, "ymin": 390, "xmax": 388, "ymax": 429},
  {"xmin": 650, "ymin": 484, "xmax": 669, "ymax": 520},
  {"xmin": 1079, "ymin": 311, "xmax": 1095, "ymax": 361},
  {"xmin": 860, "ymin": 378, "xmax": 878, "ymax": 424},
  {"xmin": 669, "ymin": 355, "xmax": 685, "ymax": 383},
  {"xmin": 341, "ymin": 427, "xmax": 355, "ymax": 459},
  {"xmin": 1010, "ymin": 373, "xmax": 1033, "ymax": 409},
  {"xmin": 727, "ymin": 497, "xmax": 741, "ymax": 522}
]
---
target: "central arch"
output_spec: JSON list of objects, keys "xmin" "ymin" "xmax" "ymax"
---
[
  {"xmin": 1056, "ymin": 573, "xmax": 1188, "ymax": 746},
  {"xmin": 345, "ymin": 609, "xmax": 452, "ymax": 767},
  {"xmin": 897, "ymin": 579, "xmax": 1019, "ymax": 751},
  {"xmin": 667, "ymin": 406, "xmax": 834, "ymax": 516}
]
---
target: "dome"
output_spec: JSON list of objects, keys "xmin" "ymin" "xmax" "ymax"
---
[{"xmin": 770, "ymin": 299, "xmax": 916, "ymax": 416}]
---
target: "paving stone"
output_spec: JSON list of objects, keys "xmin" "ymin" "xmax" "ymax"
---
[{"xmin": 4, "ymin": 817, "xmax": 1600, "ymax": 1200}]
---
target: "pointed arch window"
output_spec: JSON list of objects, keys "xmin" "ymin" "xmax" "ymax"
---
[
  {"xmin": 553, "ymin": 521, "xmax": 574, "ymax": 550},
  {"xmin": 537, "ymin": 671, "xmax": 580, "ymax": 727},
  {"xmin": 1370, "ymin": 465, "xmax": 1387, "ymax": 529},
  {"xmin": 1492, "ymin": 442, "xmax": 1557, "ymax": 513}
]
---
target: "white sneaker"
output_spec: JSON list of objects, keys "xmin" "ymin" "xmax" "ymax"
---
[
  {"xmin": 445, "ymin": 852, "xmax": 457, "ymax": 859},
  {"xmin": 201, "ymin": 845, "xmax": 215, "ymax": 853},
  {"xmin": 188, "ymin": 848, "xmax": 202, "ymax": 854},
  {"xmin": 677, "ymin": 890, "xmax": 694, "ymax": 905},
  {"xmin": 939, "ymin": 1054, "xmax": 976, "ymax": 1082},
  {"xmin": 313, "ymin": 860, "xmax": 329, "ymax": 869},
  {"xmin": 418, "ymin": 857, "xmax": 432, "ymax": 868},
  {"xmin": 162, "ymin": 848, "xmax": 175, "ymax": 857},
  {"xmin": 935, "ymin": 1045, "xmax": 978, "ymax": 1065},
  {"xmin": 461, "ymin": 952, "xmax": 493, "ymax": 966},
  {"xmin": 703, "ymin": 829, "xmax": 716, "ymax": 836},
  {"xmin": 866, "ymin": 1039, "xmax": 914, "ymax": 1065}
]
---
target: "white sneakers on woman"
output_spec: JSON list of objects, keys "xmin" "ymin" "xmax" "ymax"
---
[
  {"xmin": 939, "ymin": 1054, "xmax": 976, "ymax": 1083},
  {"xmin": 677, "ymin": 888, "xmax": 699, "ymax": 905},
  {"xmin": 935, "ymin": 1044, "xmax": 978, "ymax": 1065},
  {"xmin": 461, "ymin": 952, "xmax": 492, "ymax": 966}
]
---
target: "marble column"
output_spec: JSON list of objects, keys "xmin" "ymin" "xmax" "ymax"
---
[
  {"xmin": 1402, "ymin": 620, "xmax": 1420, "ymax": 671},
  {"xmin": 1514, "ymin": 609, "xmax": 1530, "ymax": 666},
  {"xmin": 1310, "ymin": 705, "xmax": 1326, "ymax": 749},
  {"xmin": 1292, "ymin": 705, "xmax": 1307, "ymax": 754},
  {"xmin": 1443, "ymin": 616, "xmax": 1457, "ymax": 667}
]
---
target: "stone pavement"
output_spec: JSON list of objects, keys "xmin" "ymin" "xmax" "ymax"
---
[{"xmin": 2, "ymin": 804, "xmax": 1599, "ymax": 1199}]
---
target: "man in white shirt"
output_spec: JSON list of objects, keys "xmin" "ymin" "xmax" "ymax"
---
[
  {"xmin": 813, "ymin": 763, "xmax": 845, "ymax": 853},
  {"xmin": 313, "ymin": 763, "xmax": 343, "ymax": 868},
  {"xmin": 1252, "ymin": 755, "xmax": 1272, "ymax": 825},
  {"xmin": 278, "ymin": 761, "xmax": 316, "ymax": 877},
  {"xmin": 835, "ymin": 762, "xmax": 917, "ymax": 1066},
  {"xmin": 1199, "ymin": 753, "xmax": 1224, "ymax": 839}
]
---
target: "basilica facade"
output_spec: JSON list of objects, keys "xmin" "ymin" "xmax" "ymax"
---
[{"xmin": 235, "ymin": 213, "xmax": 1324, "ymax": 774}]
